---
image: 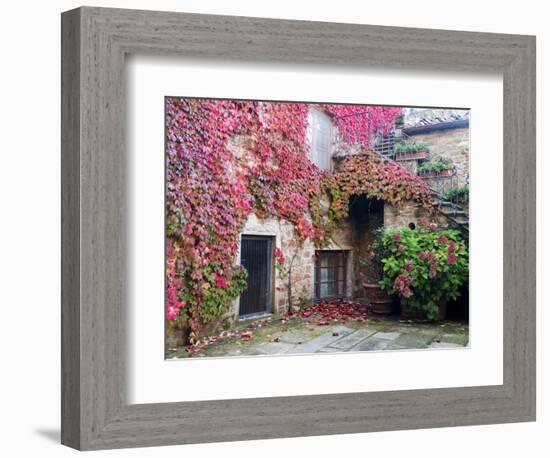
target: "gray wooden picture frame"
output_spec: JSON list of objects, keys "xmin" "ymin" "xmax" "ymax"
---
[{"xmin": 61, "ymin": 6, "xmax": 536, "ymax": 451}]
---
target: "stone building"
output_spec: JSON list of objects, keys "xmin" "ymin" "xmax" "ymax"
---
[
  {"xmin": 402, "ymin": 109, "xmax": 470, "ymax": 187},
  {"xmin": 227, "ymin": 106, "xmax": 468, "ymax": 321}
]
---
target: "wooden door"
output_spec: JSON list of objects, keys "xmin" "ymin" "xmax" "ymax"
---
[{"xmin": 239, "ymin": 236, "xmax": 272, "ymax": 316}]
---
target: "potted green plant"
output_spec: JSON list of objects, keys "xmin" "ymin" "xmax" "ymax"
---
[
  {"xmin": 443, "ymin": 185, "xmax": 469, "ymax": 209},
  {"xmin": 417, "ymin": 159, "xmax": 453, "ymax": 178},
  {"xmin": 374, "ymin": 222, "xmax": 469, "ymax": 321},
  {"xmin": 394, "ymin": 142, "xmax": 429, "ymax": 161}
]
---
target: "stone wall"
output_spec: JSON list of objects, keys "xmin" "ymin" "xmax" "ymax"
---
[
  {"xmin": 230, "ymin": 200, "xmax": 460, "ymax": 322},
  {"xmin": 224, "ymin": 125, "xmax": 466, "ymax": 324},
  {"xmin": 231, "ymin": 213, "xmax": 362, "ymax": 320},
  {"xmin": 384, "ymin": 201, "xmax": 454, "ymax": 231},
  {"xmin": 226, "ymin": 131, "xmax": 363, "ymax": 320},
  {"xmin": 408, "ymin": 127, "xmax": 470, "ymax": 187}
]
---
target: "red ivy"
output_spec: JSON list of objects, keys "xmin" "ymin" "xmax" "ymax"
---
[{"xmin": 165, "ymin": 99, "xmax": 430, "ymax": 338}]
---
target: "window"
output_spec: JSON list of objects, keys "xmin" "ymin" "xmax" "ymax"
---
[
  {"xmin": 314, "ymin": 250, "xmax": 349, "ymax": 300},
  {"xmin": 309, "ymin": 108, "xmax": 333, "ymax": 170}
]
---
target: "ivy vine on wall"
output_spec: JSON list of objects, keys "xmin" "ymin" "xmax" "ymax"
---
[{"xmin": 165, "ymin": 98, "xmax": 432, "ymax": 340}]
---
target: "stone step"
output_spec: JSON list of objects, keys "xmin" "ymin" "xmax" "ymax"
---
[
  {"xmin": 440, "ymin": 208, "xmax": 467, "ymax": 217},
  {"xmin": 452, "ymin": 216, "xmax": 469, "ymax": 225},
  {"xmin": 433, "ymin": 199, "xmax": 460, "ymax": 208}
]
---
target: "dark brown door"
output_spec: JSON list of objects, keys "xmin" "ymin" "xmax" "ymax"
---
[{"xmin": 239, "ymin": 236, "xmax": 272, "ymax": 317}]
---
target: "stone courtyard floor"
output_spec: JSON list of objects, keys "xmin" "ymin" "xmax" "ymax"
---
[{"xmin": 166, "ymin": 300, "xmax": 469, "ymax": 359}]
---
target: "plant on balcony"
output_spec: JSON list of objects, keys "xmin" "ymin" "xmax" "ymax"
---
[
  {"xmin": 443, "ymin": 185, "xmax": 469, "ymax": 208},
  {"xmin": 394, "ymin": 142, "xmax": 429, "ymax": 160},
  {"xmin": 374, "ymin": 221, "xmax": 469, "ymax": 321},
  {"xmin": 418, "ymin": 159, "xmax": 453, "ymax": 177},
  {"xmin": 395, "ymin": 142, "xmax": 429, "ymax": 153}
]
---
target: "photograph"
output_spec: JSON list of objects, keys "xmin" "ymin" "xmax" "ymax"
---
[{"xmin": 165, "ymin": 98, "xmax": 470, "ymax": 359}]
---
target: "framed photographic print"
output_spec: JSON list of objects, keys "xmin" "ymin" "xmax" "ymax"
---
[{"xmin": 61, "ymin": 6, "xmax": 536, "ymax": 450}]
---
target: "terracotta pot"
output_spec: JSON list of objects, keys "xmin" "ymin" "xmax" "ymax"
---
[
  {"xmin": 395, "ymin": 150, "xmax": 428, "ymax": 161},
  {"xmin": 400, "ymin": 299, "xmax": 448, "ymax": 320},
  {"xmin": 437, "ymin": 300, "xmax": 448, "ymax": 321},
  {"xmin": 363, "ymin": 283, "xmax": 395, "ymax": 315},
  {"xmin": 399, "ymin": 300, "xmax": 422, "ymax": 319},
  {"xmin": 420, "ymin": 168, "xmax": 453, "ymax": 178}
]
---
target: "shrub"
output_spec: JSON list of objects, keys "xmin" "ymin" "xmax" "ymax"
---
[{"xmin": 374, "ymin": 222, "xmax": 468, "ymax": 320}]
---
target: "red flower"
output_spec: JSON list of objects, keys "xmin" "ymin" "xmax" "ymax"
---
[
  {"xmin": 391, "ymin": 233, "xmax": 402, "ymax": 242},
  {"xmin": 447, "ymin": 253, "xmax": 457, "ymax": 265},
  {"xmin": 429, "ymin": 222, "xmax": 438, "ymax": 231},
  {"xmin": 437, "ymin": 235, "xmax": 448, "ymax": 244},
  {"xmin": 397, "ymin": 244, "xmax": 406, "ymax": 253},
  {"xmin": 404, "ymin": 261, "xmax": 413, "ymax": 271}
]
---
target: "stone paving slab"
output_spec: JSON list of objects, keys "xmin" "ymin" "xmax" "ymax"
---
[
  {"xmin": 327, "ymin": 327, "xmax": 378, "ymax": 350},
  {"xmin": 258, "ymin": 341, "xmax": 296, "ymax": 355},
  {"xmin": 395, "ymin": 326, "xmax": 421, "ymax": 334},
  {"xmin": 168, "ymin": 314, "xmax": 469, "ymax": 359},
  {"xmin": 384, "ymin": 343, "xmax": 408, "ymax": 350},
  {"xmin": 393, "ymin": 333, "xmax": 433, "ymax": 348},
  {"xmin": 223, "ymin": 347, "xmax": 269, "ymax": 357},
  {"xmin": 287, "ymin": 326, "xmax": 354, "ymax": 354},
  {"xmin": 429, "ymin": 341, "xmax": 463, "ymax": 348},
  {"xmin": 276, "ymin": 329, "xmax": 320, "ymax": 344},
  {"xmin": 437, "ymin": 333, "xmax": 470, "ymax": 346},
  {"xmin": 373, "ymin": 331, "xmax": 401, "ymax": 341},
  {"xmin": 352, "ymin": 338, "xmax": 392, "ymax": 352},
  {"xmin": 317, "ymin": 346, "xmax": 343, "ymax": 353}
]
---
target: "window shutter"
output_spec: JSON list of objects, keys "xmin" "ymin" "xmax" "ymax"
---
[{"xmin": 310, "ymin": 109, "xmax": 332, "ymax": 170}]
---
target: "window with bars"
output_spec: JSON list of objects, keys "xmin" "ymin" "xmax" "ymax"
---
[
  {"xmin": 309, "ymin": 108, "xmax": 334, "ymax": 170},
  {"xmin": 314, "ymin": 250, "xmax": 349, "ymax": 300}
]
